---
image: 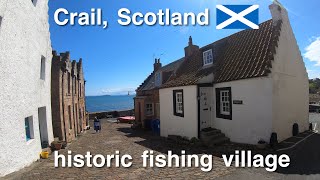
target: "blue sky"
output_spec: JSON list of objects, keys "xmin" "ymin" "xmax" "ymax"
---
[{"xmin": 48, "ymin": 0, "xmax": 320, "ymax": 96}]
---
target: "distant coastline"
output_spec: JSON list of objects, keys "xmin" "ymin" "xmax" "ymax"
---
[{"xmin": 86, "ymin": 95, "xmax": 135, "ymax": 113}]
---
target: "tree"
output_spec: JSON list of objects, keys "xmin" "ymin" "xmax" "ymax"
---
[{"xmin": 309, "ymin": 78, "xmax": 320, "ymax": 94}]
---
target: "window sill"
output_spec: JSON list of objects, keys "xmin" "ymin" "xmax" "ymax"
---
[
  {"xmin": 202, "ymin": 63, "xmax": 213, "ymax": 68},
  {"xmin": 221, "ymin": 113, "xmax": 230, "ymax": 116},
  {"xmin": 174, "ymin": 112, "xmax": 184, "ymax": 117},
  {"xmin": 216, "ymin": 114, "xmax": 232, "ymax": 120}
]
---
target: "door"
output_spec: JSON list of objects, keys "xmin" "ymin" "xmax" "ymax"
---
[
  {"xmin": 199, "ymin": 87, "xmax": 213, "ymax": 130},
  {"xmin": 38, "ymin": 107, "xmax": 49, "ymax": 148}
]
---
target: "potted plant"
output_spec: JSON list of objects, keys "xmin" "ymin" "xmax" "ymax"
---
[
  {"xmin": 257, "ymin": 139, "xmax": 267, "ymax": 149},
  {"xmin": 51, "ymin": 141, "xmax": 63, "ymax": 151}
]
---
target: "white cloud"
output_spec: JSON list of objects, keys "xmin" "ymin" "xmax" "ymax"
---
[
  {"xmin": 304, "ymin": 37, "xmax": 320, "ymax": 66},
  {"xmin": 307, "ymin": 69, "xmax": 320, "ymax": 79}
]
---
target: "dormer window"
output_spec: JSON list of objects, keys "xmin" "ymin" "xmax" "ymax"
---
[
  {"xmin": 155, "ymin": 72, "xmax": 162, "ymax": 87},
  {"xmin": 203, "ymin": 49, "xmax": 213, "ymax": 66}
]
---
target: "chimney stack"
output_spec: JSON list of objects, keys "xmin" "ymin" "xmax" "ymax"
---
[
  {"xmin": 269, "ymin": 0, "xmax": 288, "ymax": 26},
  {"xmin": 153, "ymin": 58, "xmax": 162, "ymax": 72},
  {"xmin": 184, "ymin": 36, "xmax": 199, "ymax": 57}
]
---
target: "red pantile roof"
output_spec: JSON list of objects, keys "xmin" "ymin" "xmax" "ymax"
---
[{"xmin": 162, "ymin": 19, "xmax": 283, "ymax": 88}]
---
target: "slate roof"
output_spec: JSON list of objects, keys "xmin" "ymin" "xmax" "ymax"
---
[
  {"xmin": 162, "ymin": 19, "xmax": 283, "ymax": 88},
  {"xmin": 137, "ymin": 58, "xmax": 184, "ymax": 91}
]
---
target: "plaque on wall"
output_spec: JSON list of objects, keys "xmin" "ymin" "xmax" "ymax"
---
[{"xmin": 233, "ymin": 100, "xmax": 243, "ymax": 104}]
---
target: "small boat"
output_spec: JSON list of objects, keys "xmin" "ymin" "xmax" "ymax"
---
[{"xmin": 117, "ymin": 116, "xmax": 135, "ymax": 123}]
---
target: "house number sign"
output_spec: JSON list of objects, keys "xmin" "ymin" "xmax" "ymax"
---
[{"xmin": 233, "ymin": 100, "xmax": 243, "ymax": 105}]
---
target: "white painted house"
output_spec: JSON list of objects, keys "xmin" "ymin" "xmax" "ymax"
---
[
  {"xmin": 159, "ymin": 2, "xmax": 309, "ymax": 145},
  {"xmin": 0, "ymin": 0, "xmax": 54, "ymax": 177}
]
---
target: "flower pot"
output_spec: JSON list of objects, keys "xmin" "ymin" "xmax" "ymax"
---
[
  {"xmin": 54, "ymin": 143, "xmax": 62, "ymax": 150},
  {"xmin": 41, "ymin": 151, "xmax": 49, "ymax": 159}
]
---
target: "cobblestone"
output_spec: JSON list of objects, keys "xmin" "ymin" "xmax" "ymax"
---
[{"xmin": 4, "ymin": 120, "xmax": 236, "ymax": 180}]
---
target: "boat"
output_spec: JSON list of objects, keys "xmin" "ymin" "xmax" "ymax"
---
[{"xmin": 117, "ymin": 116, "xmax": 135, "ymax": 123}]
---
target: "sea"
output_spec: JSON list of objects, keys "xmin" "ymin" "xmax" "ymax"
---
[{"xmin": 86, "ymin": 95, "xmax": 135, "ymax": 113}]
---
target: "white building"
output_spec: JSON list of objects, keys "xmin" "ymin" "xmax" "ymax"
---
[
  {"xmin": 0, "ymin": 0, "xmax": 54, "ymax": 177},
  {"xmin": 159, "ymin": 2, "xmax": 309, "ymax": 145}
]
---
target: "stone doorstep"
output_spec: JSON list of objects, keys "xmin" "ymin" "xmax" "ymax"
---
[
  {"xmin": 200, "ymin": 128, "xmax": 230, "ymax": 146},
  {"xmin": 201, "ymin": 129, "xmax": 221, "ymax": 137},
  {"xmin": 209, "ymin": 137, "xmax": 230, "ymax": 147},
  {"xmin": 201, "ymin": 133, "xmax": 225, "ymax": 143}
]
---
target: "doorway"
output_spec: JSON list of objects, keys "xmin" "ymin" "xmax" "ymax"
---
[
  {"xmin": 38, "ymin": 107, "xmax": 49, "ymax": 148},
  {"xmin": 199, "ymin": 87, "xmax": 213, "ymax": 130}
]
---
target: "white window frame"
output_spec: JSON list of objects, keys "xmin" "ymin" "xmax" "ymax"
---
[
  {"xmin": 220, "ymin": 90, "xmax": 230, "ymax": 115},
  {"xmin": 146, "ymin": 103, "xmax": 153, "ymax": 116},
  {"xmin": 176, "ymin": 92, "xmax": 183, "ymax": 114},
  {"xmin": 203, "ymin": 49, "xmax": 213, "ymax": 66}
]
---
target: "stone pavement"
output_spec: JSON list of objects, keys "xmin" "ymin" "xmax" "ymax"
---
[
  {"xmin": 5, "ymin": 120, "xmax": 320, "ymax": 180},
  {"xmin": 4, "ymin": 120, "xmax": 235, "ymax": 180}
]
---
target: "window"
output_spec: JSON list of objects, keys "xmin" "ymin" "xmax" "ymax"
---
[
  {"xmin": 68, "ymin": 106, "xmax": 72, "ymax": 129},
  {"xmin": 216, "ymin": 87, "xmax": 232, "ymax": 120},
  {"xmin": 40, "ymin": 56, "xmax": 45, "ymax": 80},
  {"xmin": 67, "ymin": 73, "xmax": 71, "ymax": 94},
  {"xmin": 203, "ymin": 49, "xmax": 213, "ymax": 66},
  {"xmin": 146, "ymin": 103, "xmax": 153, "ymax": 116},
  {"xmin": 31, "ymin": 0, "xmax": 37, "ymax": 6},
  {"xmin": 0, "ymin": 16, "xmax": 2, "ymax": 28},
  {"xmin": 25, "ymin": 116, "xmax": 34, "ymax": 141},
  {"xmin": 173, "ymin": 90, "xmax": 184, "ymax": 117},
  {"xmin": 74, "ymin": 78, "xmax": 76, "ymax": 95},
  {"xmin": 220, "ymin": 91, "xmax": 230, "ymax": 115},
  {"xmin": 155, "ymin": 72, "xmax": 162, "ymax": 87}
]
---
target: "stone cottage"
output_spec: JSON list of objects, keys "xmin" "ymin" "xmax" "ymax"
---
[
  {"xmin": 159, "ymin": 2, "xmax": 309, "ymax": 145},
  {"xmin": 0, "ymin": 0, "xmax": 54, "ymax": 177},
  {"xmin": 51, "ymin": 51, "xmax": 87, "ymax": 143},
  {"xmin": 135, "ymin": 58, "xmax": 183, "ymax": 128}
]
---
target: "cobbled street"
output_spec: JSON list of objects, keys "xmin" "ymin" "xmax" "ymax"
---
[{"xmin": 4, "ymin": 120, "xmax": 320, "ymax": 180}]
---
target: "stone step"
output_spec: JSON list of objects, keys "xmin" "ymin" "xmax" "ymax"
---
[
  {"xmin": 200, "ymin": 129, "xmax": 221, "ymax": 137},
  {"xmin": 202, "ymin": 133, "xmax": 225, "ymax": 143},
  {"xmin": 200, "ymin": 128, "xmax": 230, "ymax": 146},
  {"xmin": 211, "ymin": 136, "xmax": 230, "ymax": 145}
]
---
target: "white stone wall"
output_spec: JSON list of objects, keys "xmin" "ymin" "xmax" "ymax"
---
[
  {"xmin": 160, "ymin": 85, "xmax": 198, "ymax": 139},
  {"xmin": 309, "ymin": 113, "xmax": 320, "ymax": 132},
  {"xmin": 270, "ymin": 5, "xmax": 309, "ymax": 142},
  {"xmin": 0, "ymin": 0, "xmax": 53, "ymax": 177},
  {"xmin": 213, "ymin": 77, "xmax": 273, "ymax": 144}
]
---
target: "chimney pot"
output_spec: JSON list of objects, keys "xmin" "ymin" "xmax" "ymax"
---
[
  {"xmin": 189, "ymin": 36, "xmax": 193, "ymax": 46},
  {"xmin": 184, "ymin": 36, "xmax": 199, "ymax": 57}
]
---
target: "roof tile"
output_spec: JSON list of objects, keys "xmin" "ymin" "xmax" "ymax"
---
[{"xmin": 162, "ymin": 19, "xmax": 282, "ymax": 88}]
